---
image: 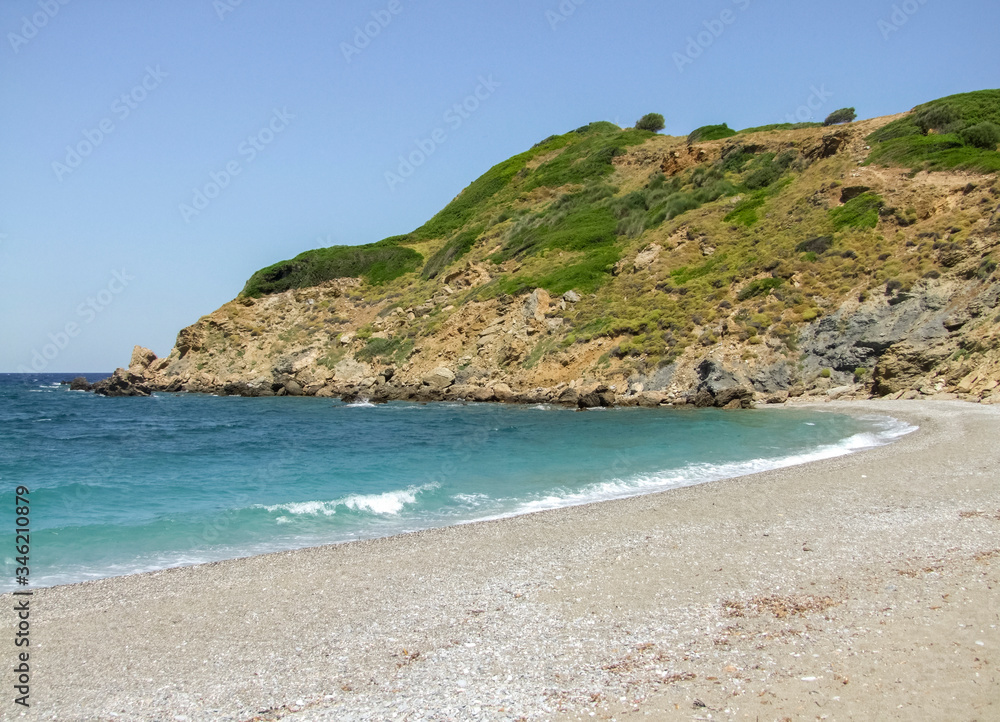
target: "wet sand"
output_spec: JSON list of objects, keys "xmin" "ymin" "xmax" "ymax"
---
[{"xmin": 13, "ymin": 400, "xmax": 1000, "ymax": 721}]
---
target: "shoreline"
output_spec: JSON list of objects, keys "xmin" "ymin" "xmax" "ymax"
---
[
  {"xmin": 8, "ymin": 400, "xmax": 909, "ymax": 595},
  {"xmin": 14, "ymin": 399, "xmax": 1000, "ymax": 720}
]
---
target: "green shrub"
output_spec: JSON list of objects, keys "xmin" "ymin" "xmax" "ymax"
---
[
  {"xmin": 720, "ymin": 144, "xmax": 757, "ymax": 173},
  {"xmin": 960, "ymin": 121, "xmax": 1000, "ymax": 150},
  {"xmin": 829, "ymin": 192, "xmax": 884, "ymax": 230},
  {"xmin": 914, "ymin": 105, "xmax": 961, "ymax": 135},
  {"xmin": 687, "ymin": 123, "xmax": 736, "ymax": 144},
  {"xmin": 741, "ymin": 151, "xmax": 796, "ymax": 190},
  {"xmin": 823, "ymin": 107, "xmax": 857, "ymax": 126},
  {"xmin": 795, "ymin": 236, "xmax": 833, "ymax": 254},
  {"xmin": 242, "ymin": 240, "xmax": 423, "ymax": 297},
  {"xmin": 636, "ymin": 113, "xmax": 665, "ymax": 132},
  {"xmin": 737, "ymin": 277, "xmax": 784, "ymax": 301}
]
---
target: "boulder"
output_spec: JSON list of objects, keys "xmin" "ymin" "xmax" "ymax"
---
[
  {"xmin": 633, "ymin": 243, "xmax": 662, "ymax": 271},
  {"xmin": 470, "ymin": 387, "xmax": 496, "ymax": 402},
  {"xmin": 827, "ymin": 385, "xmax": 854, "ymax": 400},
  {"xmin": 556, "ymin": 387, "xmax": 580, "ymax": 406},
  {"xmin": 283, "ymin": 380, "xmax": 304, "ymax": 396},
  {"xmin": 577, "ymin": 384, "xmax": 612, "ymax": 408},
  {"xmin": 562, "ymin": 290, "xmax": 581, "ymax": 303},
  {"xmin": 522, "ymin": 288, "xmax": 551, "ymax": 321},
  {"xmin": 694, "ymin": 360, "xmax": 753, "ymax": 408},
  {"xmin": 449, "ymin": 384, "xmax": 480, "ymax": 400},
  {"xmin": 68, "ymin": 376, "xmax": 92, "ymax": 391},
  {"xmin": 422, "ymin": 367, "xmax": 456, "ymax": 389},
  {"xmin": 414, "ymin": 386, "xmax": 445, "ymax": 403},
  {"xmin": 636, "ymin": 391, "xmax": 668, "ymax": 407},
  {"xmin": 492, "ymin": 382, "xmax": 515, "ymax": 402}
]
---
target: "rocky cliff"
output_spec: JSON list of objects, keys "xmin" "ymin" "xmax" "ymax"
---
[{"xmin": 113, "ymin": 92, "xmax": 1000, "ymax": 407}]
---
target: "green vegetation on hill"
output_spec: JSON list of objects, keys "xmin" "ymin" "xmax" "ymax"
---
[
  {"xmin": 241, "ymin": 239, "xmax": 422, "ymax": 297},
  {"xmin": 687, "ymin": 123, "xmax": 736, "ymax": 144},
  {"xmin": 866, "ymin": 89, "xmax": 1000, "ymax": 172},
  {"xmin": 738, "ymin": 122, "xmax": 823, "ymax": 134},
  {"xmin": 830, "ymin": 192, "xmax": 884, "ymax": 231},
  {"xmin": 239, "ymin": 86, "xmax": 1000, "ymax": 353}
]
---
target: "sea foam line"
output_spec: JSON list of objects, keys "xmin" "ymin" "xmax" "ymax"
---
[
  {"xmin": 257, "ymin": 482, "xmax": 439, "ymax": 517},
  {"xmin": 494, "ymin": 415, "xmax": 917, "ymax": 518}
]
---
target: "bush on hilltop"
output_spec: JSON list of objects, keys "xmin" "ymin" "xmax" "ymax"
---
[
  {"xmin": 823, "ymin": 107, "xmax": 857, "ymax": 126},
  {"xmin": 960, "ymin": 121, "xmax": 1000, "ymax": 150},
  {"xmin": 635, "ymin": 113, "xmax": 665, "ymax": 132}
]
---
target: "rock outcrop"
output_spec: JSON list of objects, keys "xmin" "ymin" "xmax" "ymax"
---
[{"xmin": 92, "ymin": 367, "xmax": 152, "ymax": 397}]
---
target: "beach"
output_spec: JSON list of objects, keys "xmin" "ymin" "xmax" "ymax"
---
[{"xmin": 15, "ymin": 399, "xmax": 1000, "ymax": 720}]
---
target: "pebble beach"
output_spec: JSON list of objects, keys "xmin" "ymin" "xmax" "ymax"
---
[{"xmin": 13, "ymin": 400, "xmax": 1000, "ymax": 721}]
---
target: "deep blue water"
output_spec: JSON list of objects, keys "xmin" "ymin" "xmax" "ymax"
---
[{"xmin": 0, "ymin": 373, "xmax": 913, "ymax": 591}]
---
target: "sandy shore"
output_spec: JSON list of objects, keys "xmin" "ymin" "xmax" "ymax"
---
[{"xmin": 10, "ymin": 400, "xmax": 1000, "ymax": 721}]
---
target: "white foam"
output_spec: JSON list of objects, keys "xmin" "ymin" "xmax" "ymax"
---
[
  {"xmin": 343, "ymin": 488, "xmax": 418, "ymax": 514},
  {"xmin": 346, "ymin": 398, "xmax": 376, "ymax": 408},
  {"xmin": 258, "ymin": 483, "xmax": 438, "ymax": 518},
  {"xmin": 452, "ymin": 492, "xmax": 491, "ymax": 507},
  {"xmin": 500, "ymin": 415, "xmax": 917, "ymax": 518}
]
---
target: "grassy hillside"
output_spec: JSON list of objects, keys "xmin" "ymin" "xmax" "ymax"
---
[
  {"xmin": 235, "ymin": 90, "xmax": 1000, "ymax": 373},
  {"xmin": 866, "ymin": 89, "xmax": 1000, "ymax": 173}
]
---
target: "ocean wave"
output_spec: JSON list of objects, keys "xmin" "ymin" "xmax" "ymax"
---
[
  {"xmin": 346, "ymin": 398, "xmax": 377, "ymax": 408},
  {"xmin": 257, "ymin": 482, "xmax": 439, "ymax": 518},
  {"xmin": 502, "ymin": 415, "xmax": 917, "ymax": 517}
]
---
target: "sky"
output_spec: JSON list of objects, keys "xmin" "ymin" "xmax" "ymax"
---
[{"xmin": 1, "ymin": 0, "xmax": 998, "ymax": 373}]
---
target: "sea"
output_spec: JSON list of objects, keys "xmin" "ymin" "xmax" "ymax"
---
[{"xmin": 0, "ymin": 373, "xmax": 915, "ymax": 592}]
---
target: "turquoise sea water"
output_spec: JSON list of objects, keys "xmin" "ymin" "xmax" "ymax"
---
[{"xmin": 0, "ymin": 373, "xmax": 914, "ymax": 592}]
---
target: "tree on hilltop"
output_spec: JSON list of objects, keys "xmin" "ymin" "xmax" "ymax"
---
[
  {"xmin": 824, "ymin": 107, "xmax": 857, "ymax": 126},
  {"xmin": 636, "ymin": 113, "xmax": 665, "ymax": 132}
]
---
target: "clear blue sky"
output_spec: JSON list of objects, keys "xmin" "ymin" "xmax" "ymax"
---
[{"xmin": 2, "ymin": 0, "xmax": 998, "ymax": 372}]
